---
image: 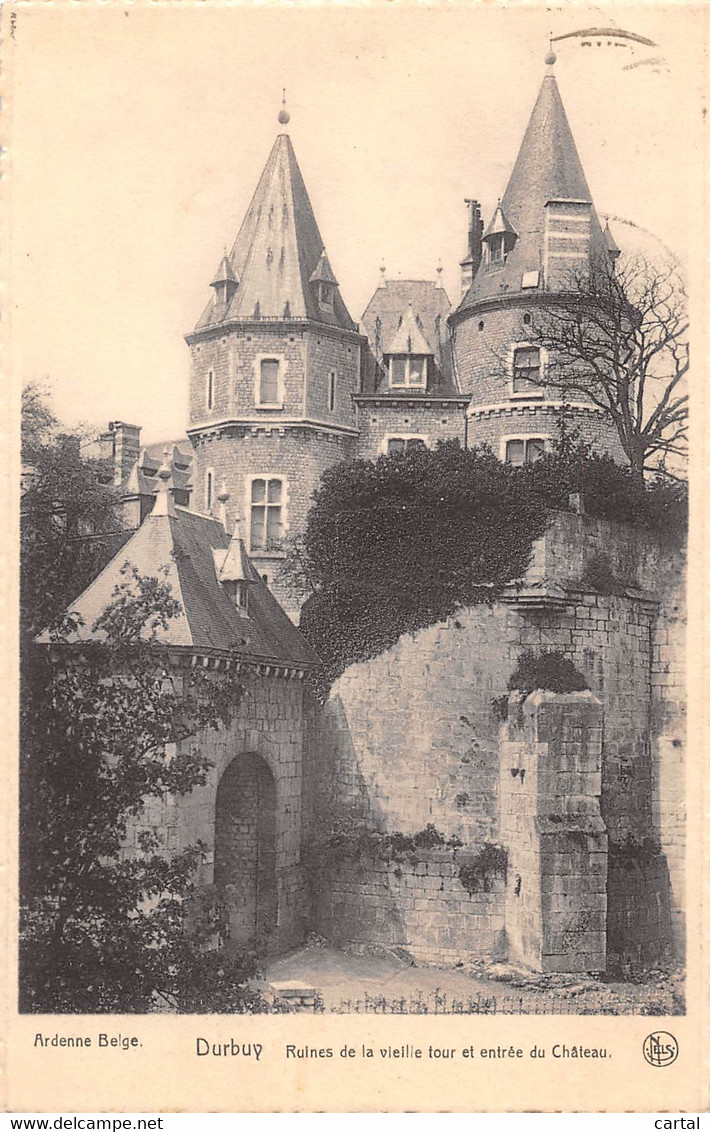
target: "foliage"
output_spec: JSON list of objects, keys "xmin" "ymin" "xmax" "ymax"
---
[
  {"xmin": 519, "ymin": 432, "xmax": 688, "ymax": 540},
  {"xmin": 297, "ymin": 442, "xmax": 551, "ymax": 695},
  {"xmin": 507, "ymin": 650, "xmax": 589, "ymax": 697},
  {"xmin": 303, "ymin": 820, "xmax": 464, "ymax": 874},
  {"xmin": 20, "ymin": 565, "xmax": 252, "ymax": 1013},
  {"xmin": 458, "ymin": 844, "xmax": 508, "ymax": 894},
  {"xmin": 527, "ymin": 254, "xmax": 688, "ymax": 477},
  {"xmin": 20, "ymin": 384, "xmax": 128, "ymax": 641}
]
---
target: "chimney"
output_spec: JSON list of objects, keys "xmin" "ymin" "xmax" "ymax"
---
[
  {"xmin": 109, "ymin": 421, "xmax": 141, "ymax": 487},
  {"xmin": 460, "ymin": 199, "xmax": 483, "ymax": 297}
]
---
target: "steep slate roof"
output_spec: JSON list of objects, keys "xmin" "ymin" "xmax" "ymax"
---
[
  {"xmin": 123, "ymin": 440, "xmax": 194, "ymax": 498},
  {"xmin": 458, "ymin": 69, "xmax": 607, "ymax": 311},
  {"xmin": 52, "ymin": 506, "xmax": 319, "ymax": 668},
  {"xmin": 385, "ymin": 304, "xmax": 434, "ymax": 356},
  {"xmin": 195, "ymin": 134, "xmax": 356, "ymax": 333},
  {"xmin": 360, "ymin": 280, "xmax": 458, "ymax": 396}
]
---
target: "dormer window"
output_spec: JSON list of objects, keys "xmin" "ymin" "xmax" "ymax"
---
[
  {"xmin": 389, "ymin": 356, "xmax": 428, "ymax": 389},
  {"xmin": 488, "ymin": 233, "xmax": 507, "ymax": 264},
  {"xmin": 319, "ymin": 283, "xmax": 334, "ymax": 311},
  {"xmin": 482, "ymin": 202, "xmax": 517, "ymax": 271}
]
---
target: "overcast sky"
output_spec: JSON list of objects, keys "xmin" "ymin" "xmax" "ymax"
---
[{"xmin": 9, "ymin": 3, "xmax": 703, "ymax": 444}]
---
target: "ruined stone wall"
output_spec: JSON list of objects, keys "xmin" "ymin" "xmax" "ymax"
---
[
  {"xmin": 310, "ymin": 512, "xmax": 685, "ymax": 966},
  {"xmin": 313, "ymin": 849, "xmax": 506, "ymax": 966},
  {"xmin": 499, "ymin": 691, "xmax": 607, "ymax": 974}
]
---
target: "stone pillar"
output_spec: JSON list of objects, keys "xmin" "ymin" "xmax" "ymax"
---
[{"xmin": 499, "ymin": 689, "xmax": 608, "ymax": 973}]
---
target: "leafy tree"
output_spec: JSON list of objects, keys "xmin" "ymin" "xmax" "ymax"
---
[
  {"xmin": 19, "ymin": 390, "xmax": 258, "ymax": 1012},
  {"xmin": 20, "ymin": 566, "xmax": 254, "ymax": 1013},
  {"xmin": 527, "ymin": 255, "xmax": 688, "ymax": 481},
  {"xmin": 20, "ymin": 384, "xmax": 128, "ymax": 640}
]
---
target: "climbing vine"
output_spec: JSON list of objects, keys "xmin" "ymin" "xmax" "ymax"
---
[{"xmin": 291, "ymin": 439, "xmax": 686, "ymax": 698}]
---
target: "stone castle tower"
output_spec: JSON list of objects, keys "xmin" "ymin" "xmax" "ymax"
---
[
  {"xmin": 108, "ymin": 59, "xmax": 629, "ymax": 614},
  {"xmin": 450, "ymin": 54, "xmax": 625, "ymax": 465},
  {"xmin": 186, "ymin": 114, "xmax": 365, "ymax": 607}
]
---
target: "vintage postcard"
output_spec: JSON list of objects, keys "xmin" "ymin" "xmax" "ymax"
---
[{"xmin": 2, "ymin": 0, "xmax": 707, "ymax": 1114}]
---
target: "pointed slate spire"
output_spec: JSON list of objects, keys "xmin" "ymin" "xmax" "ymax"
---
[
  {"xmin": 195, "ymin": 130, "xmax": 356, "ymax": 331},
  {"xmin": 385, "ymin": 303, "xmax": 434, "ymax": 356},
  {"xmin": 213, "ymin": 511, "xmax": 257, "ymax": 612},
  {"xmin": 459, "ymin": 61, "xmax": 607, "ymax": 308}
]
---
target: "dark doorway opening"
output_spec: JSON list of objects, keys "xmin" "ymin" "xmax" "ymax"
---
[{"xmin": 214, "ymin": 753, "xmax": 278, "ymax": 951}]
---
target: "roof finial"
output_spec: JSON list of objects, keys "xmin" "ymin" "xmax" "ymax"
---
[
  {"xmin": 379, "ymin": 260, "xmax": 387, "ymax": 288},
  {"xmin": 436, "ymin": 260, "xmax": 443, "ymax": 287},
  {"xmin": 152, "ymin": 448, "xmax": 175, "ymax": 518},
  {"xmin": 278, "ymin": 88, "xmax": 290, "ymax": 127},
  {"xmin": 545, "ymin": 36, "xmax": 557, "ymax": 67},
  {"xmin": 217, "ymin": 480, "xmax": 230, "ymax": 532}
]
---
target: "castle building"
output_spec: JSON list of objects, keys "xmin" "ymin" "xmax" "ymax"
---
[
  {"xmin": 109, "ymin": 56, "xmax": 625, "ymax": 614},
  {"xmin": 47, "ymin": 58, "xmax": 686, "ymax": 976}
]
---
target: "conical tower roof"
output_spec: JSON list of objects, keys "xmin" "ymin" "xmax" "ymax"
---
[
  {"xmin": 459, "ymin": 68, "xmax": 607, "ymax": 310},
  {"xmin": 196, "ymin": 133, "xmax": 355, "ymax": 331}
]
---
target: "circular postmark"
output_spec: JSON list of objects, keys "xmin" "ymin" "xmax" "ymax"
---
[{"xmin": 643, "ymin": 1032, "xmax": 679, "ymax": 1067}]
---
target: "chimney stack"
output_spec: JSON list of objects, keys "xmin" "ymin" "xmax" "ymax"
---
[
  {"xmin": 107, "ymin": 421, "xmax": 141, "ymax": 487},
  {"xmin": 460, "ymin": 199, "xmax": 483, "ymax": 297}
]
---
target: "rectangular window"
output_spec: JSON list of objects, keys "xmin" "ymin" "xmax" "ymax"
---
[
  {"xmin": 250, "ymin": 477, "xmax": 284, "ymax": 552},
  {"xmin": 320, "ymin": 283, "xmax": 334, "ymax": 311},
  {"xmin": 387, "ymin": 437, "xmax": 427, "ymax": 455},
  {"xmin": 259, "ymin": 359, "xmax": 280, "ymax": 405},
  {"xmin": 512, "ymin": 347, "xmax": 542, "ymax": 394},
  {"xmin": 328, "ymin": 371, "xmax": 336, "ymax": 412},
  {"xmin": 207, "ymin": 369, "xmax": 214, "ymax": 410},
  {"xmin": 389, "ymin": 357, "xmax": 427, "ymax": 388},
  {"xmin": 206, "ymin": 469, "xmax": 214, "ymax": 511},
  {"xmin": 505, "ymin": 438, "xmax": 547, "ymax": 466}
]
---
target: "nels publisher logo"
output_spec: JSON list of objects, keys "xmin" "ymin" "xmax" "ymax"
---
[{"xmin": 643, "ymin": 1031, "xmax": 679, "ymax": 1067}]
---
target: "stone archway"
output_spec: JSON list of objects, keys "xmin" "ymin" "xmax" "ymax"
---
[{"xmin": 214, "ymin": 753, "xmax": 278, "ymax": 952}]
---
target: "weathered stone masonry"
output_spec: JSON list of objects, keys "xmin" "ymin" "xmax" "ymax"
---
[{"xmin": 308, "ymin": 512, "xmax": 685, "ymax": 968}]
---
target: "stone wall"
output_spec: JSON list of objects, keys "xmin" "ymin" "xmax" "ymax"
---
[
  {"xmin": 191, "ymin": 426, "xmax": 356, "ymax": 614},
  {"xmin": 353, "ymin": 399, "xmax": 468, "ymax": 461},
  {"xmin": 126, "ymin": 667, "xmax": 308, "ymax": 953},
  {"xmin": 499, "ymin": 690, "xmax": 607, "ymax": 973},
  {"xmin": 451, "ymin": 299, "xmax": 626, "ymax": 462},
  {"xmin": 309, "ymin": 512, "xmax": 685, "ymax": 966},
  {"xmin": 312, "ymin": 849, "xmax": 506, "ymax": 966}
]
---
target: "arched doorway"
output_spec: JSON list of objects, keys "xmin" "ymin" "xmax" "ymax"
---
[{"xmin": 214, "ymin": 753, "xmax": 278, "ymax": 952}]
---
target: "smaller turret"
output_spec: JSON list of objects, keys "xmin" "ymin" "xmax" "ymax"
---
[{"xmin": 210, "ymin": 253, "xmax": 239, "ymax": 306}]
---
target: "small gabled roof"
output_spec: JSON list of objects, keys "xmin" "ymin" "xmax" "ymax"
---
[
  {"xmin": 385, "ymin": 304, "xmax": 434, "ymax": 356},
  {"xmin": 482, "ymin": 202, "xmax": 517, "ymax": 241},
  {"xmin": 214, "ymin": 516, "xmax": 253, "ymax": 585},
  {"xmin": 309, "ymin": 250, "xmax": 338, "ymax": 286},
  {"xmin": 210, "ymin": 254, "xmax": 239, "ymax": 287},
  {"xmin": 195, "ymin": 134, "xmax": 355, "ymax": 333},
  {"xmin": 47, "ymin": 505, "xmax": 318, "ymax": 668}
]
